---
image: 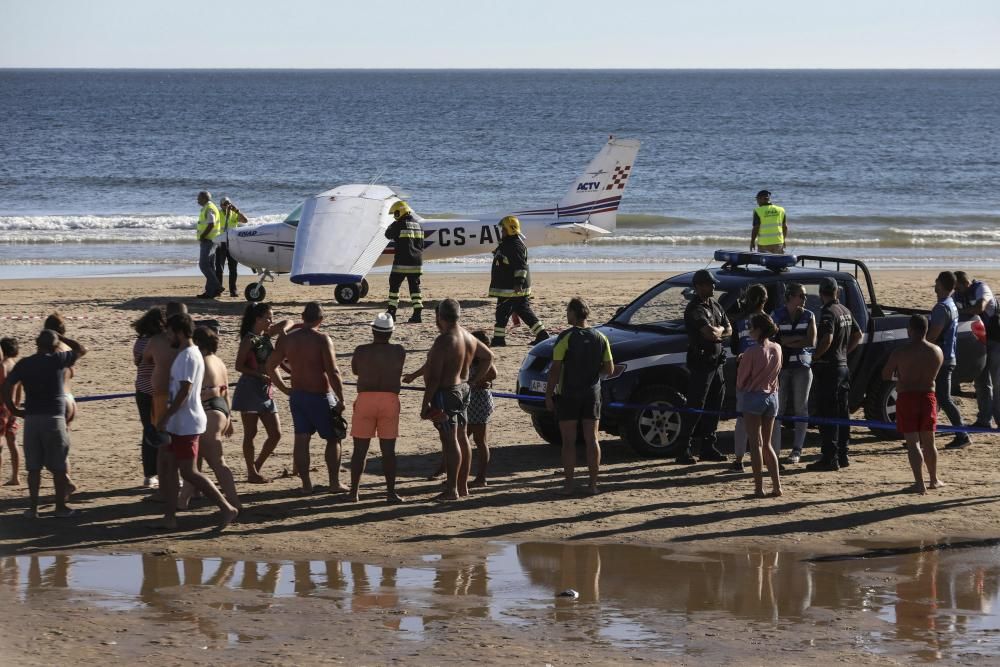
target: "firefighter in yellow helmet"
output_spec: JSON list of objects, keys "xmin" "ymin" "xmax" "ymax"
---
[
  {"xmin": 488, "ymin": 216, "xmax": 549, "ymax": 346},
  {"xmin": 384, "ymin": 200, "xmax": 424, "ymax": 323}
]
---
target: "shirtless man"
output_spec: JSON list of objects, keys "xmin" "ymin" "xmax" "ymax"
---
[
  {"xmin": 266, "ymin": 302, "xmax": 346, "ymax": 494},
  {"xmin": 142, "ymin": 302, "xmax": 186, "ymax": 501},
  {"xmin": 421, "ymin": 298, "xmax": 493, "ymax": 501},
  {"xmin": 882, "ymin": 314, "xmax": 945, "ymax": 494},
  {"xmin": 349, "ymin": 313, "xmax": 406, "ymax": 503}
]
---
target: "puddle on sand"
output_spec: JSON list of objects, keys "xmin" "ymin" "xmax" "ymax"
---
[{"xmin": 4, "ymin": 541, "xmax": 1000, "ymax": 661}]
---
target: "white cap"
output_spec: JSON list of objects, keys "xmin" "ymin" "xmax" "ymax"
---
[
  {"xmin": 220, "ymin": 196, "xmax": 232, "ymax": 205},
  {"xmin": 371, "ymin": 312, "xmax": 395, "ymax": 333}
]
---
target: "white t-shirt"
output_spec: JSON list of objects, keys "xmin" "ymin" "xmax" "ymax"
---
[
  {"xmin": 971, "ymin": 281, "xmax": 996, "ymax": 318},
  {"xmin": 166, "ymin": 345, "xmax": 207, "ymax": 436}
]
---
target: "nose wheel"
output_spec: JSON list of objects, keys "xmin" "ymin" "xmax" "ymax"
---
[{"xmin": 245, "ymin": 269, "xmax": 274, "ymax": 302}]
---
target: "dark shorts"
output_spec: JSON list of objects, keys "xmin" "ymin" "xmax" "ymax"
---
[
  {"xmin": 168, "ymin": 433, "xmax": 199, "ymax": 460},
  {"xmin": 290, "ymin": 389, "xmax": 340, "ymax": 440},
  {"xmin": 202, "ymin": 395, "xmax": 230, "ymax": 418},
  {"xmin": 23, "ymin": 415, "xmax": 70, "ymax": 473},
  {"xmin": 431, "ymin": 384, "xmax": 471, "ymax": 430},
  {"xmin": 896, "ymin": 391, "xmax": 937, "ymax": 434},
  {"xmin": 555, "ymin": 390, "xmax": 601, "ymax": 422}
]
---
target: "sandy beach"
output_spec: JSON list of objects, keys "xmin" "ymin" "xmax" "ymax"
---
[{"xmin": 2, "ymin": 268, "xmax": 999, "ymax": 665}]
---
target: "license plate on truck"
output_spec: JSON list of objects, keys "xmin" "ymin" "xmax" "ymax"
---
[{"xmin": 530, "ymin": 380, "xmax": 547, "ymax": 393}]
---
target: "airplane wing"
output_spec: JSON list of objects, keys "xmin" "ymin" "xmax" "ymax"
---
[{"xmin": 290, "ymin": 184, "xmax": 398, "ymax": 286}]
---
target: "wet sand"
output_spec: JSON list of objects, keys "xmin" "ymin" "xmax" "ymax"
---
[{"xmin": 1, "ymin": 269, "xmax": 999, "ymax": 665}]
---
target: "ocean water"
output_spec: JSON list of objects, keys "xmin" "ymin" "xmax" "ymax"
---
[{"xmin": 1, "ymin": 70, "xmax": 999, "ymax": 273}]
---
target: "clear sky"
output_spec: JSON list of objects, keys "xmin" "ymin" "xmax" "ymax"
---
[{"xmin": 2, "ymin": 0, "xmax": 999, "ymax": 69}]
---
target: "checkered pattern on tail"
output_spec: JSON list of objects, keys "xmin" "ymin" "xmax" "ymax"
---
[{"xmin": 605, "ymin": 164, "xmax": 631, "ymax": 191}]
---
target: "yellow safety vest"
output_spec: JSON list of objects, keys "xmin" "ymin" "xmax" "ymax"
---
[
  {"xmin": 755, "ymin": 204, "xmax": 785, "ymax": 247},
  {"xmin": 197, "ymin": 202, "xmax": 222, "ymax": 240},
  {"xmin": 224, "ymin": 209, "xmax": 241, "ymax": 231}
]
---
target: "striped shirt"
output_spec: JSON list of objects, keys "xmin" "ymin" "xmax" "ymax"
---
[{"xmin": 133, "ymin": 337, "xmax": 154, "ymax": 394}]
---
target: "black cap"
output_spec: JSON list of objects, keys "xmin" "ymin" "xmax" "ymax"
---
[
  {"xmin": 756, "ymin": 190, "xmax": 771, "ymax": 199},
  {"xmin": 692, "ymin": 269, "xmax": 717, "ymax": 286},
  {"xmin": 819, "ymin": 277, "xmax": 838, "ymax": 295}
]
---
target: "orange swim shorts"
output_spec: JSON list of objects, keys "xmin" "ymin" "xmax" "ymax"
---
[{"xmin": 351, "ymin": 392, "xmax": 401, "ymax": 440}]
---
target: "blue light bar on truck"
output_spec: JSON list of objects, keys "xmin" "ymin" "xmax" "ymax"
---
[{"xmin": 714, "ymin": 249, "xmax": 798, "ymax": 270}]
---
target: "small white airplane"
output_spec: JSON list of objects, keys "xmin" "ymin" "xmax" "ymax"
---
[{"xmin": 225, "ymin": 137, "xmax": 641, "ymax": 304}]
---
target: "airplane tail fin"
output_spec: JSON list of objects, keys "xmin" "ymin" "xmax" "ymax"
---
[{"xmin": 556, "ymin": 137, "xmax": 640, "ymax": 232}]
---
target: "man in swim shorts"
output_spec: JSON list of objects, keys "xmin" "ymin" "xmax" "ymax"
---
[
  {"xmin": 882, "ymin": 315, "xmax": 945, "ymax": 494},
  {"xmin": 3, "ymin": 329, "xmax": 86, "ymax": 518},
  {"xmin": 421, "ymin": 299, "xmax": 493, "ymax": 501},
  {"xmin": 348, "ymin": 313, "xmax": 406, "ymax": 503},
  {"xmin": 266, "ymin": 302, "xmax": 346, "ymax": 494}
]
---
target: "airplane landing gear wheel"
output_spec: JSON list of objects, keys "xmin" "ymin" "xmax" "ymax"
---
[
  {"xmin": 360, "ymin": 279, "xmax": 369, "ymax": 298},
  {"xmin": 334, "ymin": 283, "xmax": 361, "ymax": 305},
  {"xmin": 245, "ymin": 283, "xmax": 266, "ymax": 302}
]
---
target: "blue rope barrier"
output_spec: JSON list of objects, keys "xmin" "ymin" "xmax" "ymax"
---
[{"xmin": 68, "ymin": 382, "xmax": 1000, "ymax": 435}]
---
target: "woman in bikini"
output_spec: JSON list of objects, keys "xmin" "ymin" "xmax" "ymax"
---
[
  {"xmin": 231, "ymin": 302, "xmax": 293, "ymax": 482},
  {"xmin": 179, "ymin": 327, "xmax": 241, "ymax": 511}
]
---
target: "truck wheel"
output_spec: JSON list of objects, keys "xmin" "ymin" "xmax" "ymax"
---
[
  {"xmin": 864, "ymin": 377, "xmax": 898, "ymax": 438},
  {"xmin": 531, "ymin": 414, "xmax": 562, "ymax": 446},
  {"xmin": 334, "ymin": 283, "xmax": 361, "ymax": 305},
  {"xmin": 244, "ymin": 283, "xmax": 266, "ymax": 302},
  {"xmin": 622, "ymin": 385, "xmax": 684, "ymax": 457}
]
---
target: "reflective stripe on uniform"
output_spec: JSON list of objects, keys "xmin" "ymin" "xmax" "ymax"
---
[
  {"xmin": 489, "ymin": 287, "xmax": 531, "ymax": 298},
  {"xmin": 391, "ymin": 265, "xmax": 423, "ymax": 275}
]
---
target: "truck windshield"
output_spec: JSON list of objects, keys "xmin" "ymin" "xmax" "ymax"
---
[{"xmin": 614, "ymin": 283, "xmax": 731, "ymax": 329}]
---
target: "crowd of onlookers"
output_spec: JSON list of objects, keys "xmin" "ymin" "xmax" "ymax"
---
[{"xmin": 1, "ymin": 269, "xmax": 996, "ymax": 525}]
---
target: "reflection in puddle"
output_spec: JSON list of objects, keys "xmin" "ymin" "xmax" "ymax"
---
[{"xmin": 3, "ymin": 541, "xmax": 1000, "ymax": 661}]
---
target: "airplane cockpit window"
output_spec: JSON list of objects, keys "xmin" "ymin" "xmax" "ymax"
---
[{"xmin": 283, "ymin": 204, "xmax": 303, "ymax": 228}]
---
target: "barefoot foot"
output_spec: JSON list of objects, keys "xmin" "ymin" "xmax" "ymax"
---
[
  {"xmin": 216, "ymin": 507, "xmax": 239, "ymax": 531},
  {"xmin": 348, "ymin": 492, "xmax": 360, "ymax": 503},
  {"xmin": 386, "ymin": 492, "xmax": 405, "ymax": 504},
  {"xmin": 929, "ymin": 478, "xmax": 946, "ymax": 489},
  {"xmin": 433, "ymin": 491, "xmax": 459, "ymax": 502},
  {"xmin": 469, "ymin": 478, "xmax": 488, "ymax": 489},
  {"xmin": 557, "ymin": 485, "xmax": 575, "ymax": 497}
]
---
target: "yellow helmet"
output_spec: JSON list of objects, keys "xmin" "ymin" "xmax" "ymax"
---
[
  {"xmin": 389, "ymin": 200, "xmax": 412, "ymax": 221},
  {"xmin": 499, "ymin": 215, "xmax": 521, "ymax": 236}
]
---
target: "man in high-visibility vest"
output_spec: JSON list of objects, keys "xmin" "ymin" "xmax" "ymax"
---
[
  {"xmin": 750, "ymin": 190, "xmax": 787, "ymax": 254},
  {"xmin": 216, "ymin": 197, "xmax": 248, "ymax": 297},
  {"xmin": 195, "ymin": 191, "xmax": 223, "ymax": 299}
]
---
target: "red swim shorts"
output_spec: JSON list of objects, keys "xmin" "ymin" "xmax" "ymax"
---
[
  {"xmin": 167, "ymin": 433, "xmax": 200, "ymax": 461},
  {"xmin": 896, "ymin": 391, "xmax": 937, "ymax": 435}
]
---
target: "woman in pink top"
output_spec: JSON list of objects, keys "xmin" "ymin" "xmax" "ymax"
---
[{"xmin": 737, "ymin": 313, "xmax": 783, "ymax": 497}]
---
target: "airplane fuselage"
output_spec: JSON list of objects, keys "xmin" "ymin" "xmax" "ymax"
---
[{"xmin": 226, "ymin": 213, "xmax": 594, "ymax": 274}]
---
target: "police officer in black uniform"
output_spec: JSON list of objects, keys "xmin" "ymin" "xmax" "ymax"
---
[
  {"xmin": 385, "ymin": 200, "xmax": 424, "ymax": 323},
  {"xmin": 675, "ymin": 269, "xmax": 732, "ymax": 465},
  {"xmin": 806, "ymin": 277, "xmax": 863, "ymax": 471},
  {"xmin": 489, "ymin": 216, "xmax": 549, "ymax": 347}
]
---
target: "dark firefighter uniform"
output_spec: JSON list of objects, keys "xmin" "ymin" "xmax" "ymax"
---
[
  {"xmin": 488, "ymin": 216, "xmax": 549, "ymax": 347},
  {"xmin": 385, "ymin": 200, "xmax": 424, "ymax": 323}
]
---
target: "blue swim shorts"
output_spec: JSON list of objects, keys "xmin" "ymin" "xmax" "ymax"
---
[{"xmin": 290, "ymin": 390, "xmax": 339, "ymax": 439}]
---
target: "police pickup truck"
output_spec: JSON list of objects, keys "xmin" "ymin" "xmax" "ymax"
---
[{"xmin": 517, "ymin": 250, "xmax": 988, "ymax": 456}]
